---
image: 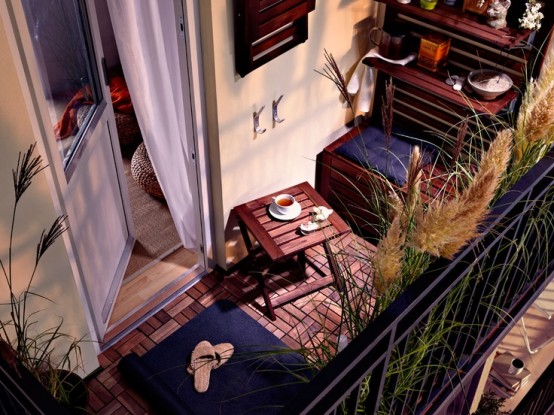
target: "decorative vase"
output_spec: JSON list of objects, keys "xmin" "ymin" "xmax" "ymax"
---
[
  {"xmin": 487, "ymin": 0, "xmax": 511, "ymax": 29},
  {"xmin": 420, "ymin": 0, "xmax": 438, "ymax": 9}
]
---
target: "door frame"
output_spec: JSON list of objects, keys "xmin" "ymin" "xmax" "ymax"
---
[
  {"xmin": 1, "ymin": 0, "xmax": 214, "ymax": 346},
  {"xmin": 0, "ymin": 0, "xmax": 136, "ymax": 344},
  {"xmin": 176, "ymin": 0, "xmax": 214, "ymax": 271}
]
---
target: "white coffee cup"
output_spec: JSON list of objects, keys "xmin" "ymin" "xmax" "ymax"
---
[
  {"xmin": 508, "ymin": 358, "xmax": 525, "ymax": 375},
  {"xmin": 273, "ymin": 194, "xmax": 296, "ymax": 214}
]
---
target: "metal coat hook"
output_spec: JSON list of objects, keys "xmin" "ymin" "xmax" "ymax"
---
[
  {"xmin": 272, "ymin": 95, "xmax": 285, "ymax": 123},
  {"xmin": 253, "ymin": 106, "xmax": 266, "ymax": 134}
]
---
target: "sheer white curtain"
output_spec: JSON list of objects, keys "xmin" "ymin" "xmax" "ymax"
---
[{"xmin": 107, "ymin": 1, "xmax": 197, "ymax": 247}]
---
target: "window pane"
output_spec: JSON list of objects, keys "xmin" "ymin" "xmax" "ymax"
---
[{"xmin": 22, "ymin": 0, "xmax": 102, "ymax": 173}]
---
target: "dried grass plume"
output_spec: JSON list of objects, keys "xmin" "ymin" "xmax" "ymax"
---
[
  {"xmin": 514, "ymin": 56, "xmax": 554, "ymax": 160},
  {"xmin": 373, "ymin": 212, "xmax": 405, "ymax": 294},
  {"xmin": 315, "ymin": 49, "xmax": 354, "ymax": 114},
  {"xmin": 409, "ymin": 130, "xmax": 512, "ymax": 258},
  {"xmin": 373, "ymin": 146, "xmax": 423, "ymax": 293}
]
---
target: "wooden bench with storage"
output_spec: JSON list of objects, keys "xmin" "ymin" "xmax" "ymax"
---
[{"xmin": 316, "ymin": 123, "xmax": 456, "ymax": 237}]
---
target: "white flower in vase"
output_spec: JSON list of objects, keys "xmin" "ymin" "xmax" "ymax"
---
[{"xmin": 519, "ymin": 0, "xmax": 544, "ymax": 31}]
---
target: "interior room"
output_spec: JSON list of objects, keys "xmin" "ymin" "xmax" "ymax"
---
[
  {"xmin": 92, "ymin": 0, "xmax": 203, "ymax": 341},
  {"xmin": 0, "ymin": 0, "xmax": 553, "ymax": 414}
]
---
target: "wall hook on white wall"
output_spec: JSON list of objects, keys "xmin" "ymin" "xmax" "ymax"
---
[
  {"xmin": 272, "ymin": 95, "xmax": 285, "ymax": 124},
  {"xmin": 253, "ymin": 106, "xmax": 266, "ymax": 134}
]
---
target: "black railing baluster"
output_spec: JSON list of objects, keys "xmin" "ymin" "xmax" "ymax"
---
[
  {"xmin": 371, "ymin": 329, "xmax": 400, "ymax": 415},
  {"xmin": 344, "ymin": 384, "xmax": 361, "ymax": 415}
]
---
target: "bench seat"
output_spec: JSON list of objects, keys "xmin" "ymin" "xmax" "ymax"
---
[{"xmin": 316, "ymin": 124, "xmax": 454, "ymax": 236}]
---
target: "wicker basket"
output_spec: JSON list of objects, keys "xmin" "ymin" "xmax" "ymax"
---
[
  {"xmin": 76, "ymin": 106, "xmax": 141, "ymax": 146},
  {"xmin": 131, "ymin": 143, "xmax": 165, "ymax": 200},
  {"xmin": 76, "ymin": 105, "xmax": 92, "ymax": 128}
]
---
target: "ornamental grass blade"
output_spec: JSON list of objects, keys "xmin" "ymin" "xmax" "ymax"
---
[{"xmin": 12, "ymin": 143, "xmax": 45, "ymax": 204}]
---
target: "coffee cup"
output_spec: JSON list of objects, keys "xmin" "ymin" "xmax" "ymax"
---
[
  {"xmin": 273, "ymin": 194, "xmax": 296, "ymax": 214},
  {"xmin": 369, "ymin": 27, "xmax": 408, "ymax": 61},
  {"xmin": 508, "ymin": 358, "xmax": 525, "ymax": 375}
]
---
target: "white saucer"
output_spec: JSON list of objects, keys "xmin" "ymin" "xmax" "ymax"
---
[{"xmin": 268, "ymin": 201, "xmax": 302, "ymax": 221}]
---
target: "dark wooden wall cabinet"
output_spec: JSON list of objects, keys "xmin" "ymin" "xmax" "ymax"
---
[{"xmin": 233, "ymin": 0, "xmax": 316, "ymax": 77}]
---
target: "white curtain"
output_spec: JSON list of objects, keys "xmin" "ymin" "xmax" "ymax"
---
[{"xmin": 107, "ymin": 1, "xmax": 197, "ymax": 247}]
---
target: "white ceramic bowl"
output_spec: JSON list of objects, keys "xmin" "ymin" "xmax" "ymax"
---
[{"xmin": 467, "ymin": 69, "xmax": 513, "ymax": 100}]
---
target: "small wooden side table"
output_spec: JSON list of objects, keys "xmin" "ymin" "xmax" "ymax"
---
[{"xmin": 231, "ymin": 182, "xmax": 351, "ymax": 320}]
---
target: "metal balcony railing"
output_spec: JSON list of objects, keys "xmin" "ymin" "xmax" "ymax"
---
[{"xmin": 282, "ymin": 150, "xmax": 554, "ymax": 415}]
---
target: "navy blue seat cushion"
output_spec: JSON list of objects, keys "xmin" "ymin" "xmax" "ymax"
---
[
  {"xmin": 118, "ymin": 300, "xmax": 311, "ymax": 415},
  {"xmin": 335, "ymin": 126, "xmax": 436, "ymax": 185}
]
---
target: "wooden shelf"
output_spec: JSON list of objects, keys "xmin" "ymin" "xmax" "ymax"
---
[
  {"xmin": 364, "ymin": 57, "xmax": 518, "ymax": 115},
  {"xmin": 376, "ymin": 0, "xmax": 531, "ymax": 49}
]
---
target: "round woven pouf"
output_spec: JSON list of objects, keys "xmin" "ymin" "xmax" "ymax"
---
[
  {"xmin": 131, "ymin": 143, "xmax": 165, "ymax": 200},
  {"xmin": 115, "ymin": 112, "xmax": 141, "ymax": 146}
]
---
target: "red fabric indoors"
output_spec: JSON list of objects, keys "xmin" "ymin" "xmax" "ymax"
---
[{"xmin": 54, "ymin": 68, "xmax": 133, "ymax": 140}]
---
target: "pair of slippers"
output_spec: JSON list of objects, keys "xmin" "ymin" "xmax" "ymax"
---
[{"xmin": 187, "ymin": 341, "xmax": 234, "ymax": 393}]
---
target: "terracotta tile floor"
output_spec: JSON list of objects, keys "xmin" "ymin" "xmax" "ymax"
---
[{"xmin": 86, "ymin": 233, "xmax": 375, "ymax": 414}]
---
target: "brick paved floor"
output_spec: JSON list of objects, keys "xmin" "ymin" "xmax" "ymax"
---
[{"xmin": 86, "ymin": 233, "xmax": 375, "ymax": 414}]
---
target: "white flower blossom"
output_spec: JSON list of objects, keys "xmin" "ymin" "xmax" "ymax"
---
[{"xmin": 519, "ymin": 1, "xmax": 544, "ymax": 31}]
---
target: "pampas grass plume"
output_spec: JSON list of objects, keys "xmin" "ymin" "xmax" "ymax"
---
[
  {"xmin": 410, "ymin": 130, "xmax": 512, "ymax": 258},
  {"xmin": 373, "ymin": 146, "xmax": 424, "ymax": 292},
  {"xmin": 373, "ymin": 213, "xmax": 405, "ymax": 293},
  {"xmin": 405, "ymin": 146, "xmax": 423, "ymax": 220},
  {"xmin": 515, "ymin": 56, "xmax": 554, "ymax": 159}
]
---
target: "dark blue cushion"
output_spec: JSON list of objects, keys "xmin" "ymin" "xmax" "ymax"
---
[
  {"xmin": 335, "ymin": 126, "xmax": 435, "ymax": 185},
  {"xmin": 119, "ymin": 300, "xmax": 311, "ymax": 415}
]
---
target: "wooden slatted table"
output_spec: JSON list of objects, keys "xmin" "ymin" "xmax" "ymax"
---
[{"xmin": 231, "ymin": 182, "xmax": 351, "ymax": 320}]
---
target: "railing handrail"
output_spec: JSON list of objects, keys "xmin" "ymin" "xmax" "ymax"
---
[{"xmin": 282, "ymin": 150, "xmax": 554, "ymax": 415}]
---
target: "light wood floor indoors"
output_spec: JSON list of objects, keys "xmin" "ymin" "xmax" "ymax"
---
[
  {"xmin": 105, "ymin": 246, "xmax": 200, "ymax": 344},
  {"xmin": 107, "ymin": 139, "xmax": 202, "ymax": 345}
]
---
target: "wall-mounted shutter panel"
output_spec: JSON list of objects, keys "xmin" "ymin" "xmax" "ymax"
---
[{"xmin": 234, "ymin": 0, "xmax": 316, "ymax": 77}]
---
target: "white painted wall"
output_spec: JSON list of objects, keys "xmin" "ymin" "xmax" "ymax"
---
[
  {"xmin": 0, "ymin": 16, "xmax": 99, "ymax": 376},
  {"xmin": 199, "ymin": 0, "xmax": 382, "ymax": 266}
]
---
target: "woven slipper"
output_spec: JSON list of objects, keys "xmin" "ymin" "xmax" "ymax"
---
[
  {"xmin": 189, "ymin": 341, "xmax": 216, "ymax": 393},
  {"xmin": 187, "ymin": 342, "xmax": 234, "ymax": 374},
  {"xmin": 213, "ymin": 343, "xmax": 234, "ymax": 369}
]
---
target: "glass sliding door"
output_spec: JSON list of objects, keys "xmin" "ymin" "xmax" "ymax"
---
[{"xmin": 22, "ymin": 0, "xmax": 102, "ymax": 177}]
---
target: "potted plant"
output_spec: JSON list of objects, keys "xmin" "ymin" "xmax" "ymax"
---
[
  {"xmin": 472, "ymin": 391, "xmax": 512, "ymax": 414},
  {"xmin": 0, "ymin": 144, "xmax": 88, "ymax": 413}
]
